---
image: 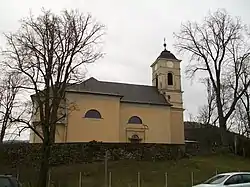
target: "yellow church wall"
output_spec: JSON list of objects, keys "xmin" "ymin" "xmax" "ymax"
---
[
  {"xmin": 30, "ymin": 124, "xmax": 65, "ymax": 143},
  {"xmin": 30, "ymin": 93, "xmax": 184, "ymax": 144},
  {"xmin": 119, "ymin": 103, "xmax": 172, "ymax": 143},
  {"xmin": 55, "ymin": 124, "xmax": 65, "ymax": 142},
  {"xmin": 31, "ymin": 99, "xmax": 67, "ymax": 124},
  {"xmin": 170, "ymin": 108, "xmax": 184, "ymax": 144},
  {"xmin": 65, "ymin": 92, "xmax": 120, "ymax": 142}
]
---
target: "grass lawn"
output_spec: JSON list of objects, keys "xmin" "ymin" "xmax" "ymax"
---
[{"xmin": 1, "ymin": 154, "xmax": 250, "ymax": 187}]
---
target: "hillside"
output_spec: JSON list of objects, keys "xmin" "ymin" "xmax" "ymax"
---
[{"xmin": 1, "ymin": 154, "xmax": 250, "ymax": 187}]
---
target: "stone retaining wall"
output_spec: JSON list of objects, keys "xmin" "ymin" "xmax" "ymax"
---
[{"xmin": 0, "ymin": 141, "xmax": 185, "ymax": 168}]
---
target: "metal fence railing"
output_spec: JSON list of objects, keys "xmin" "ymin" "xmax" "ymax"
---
[{"xmin": 13, "ymin": 169, "xmax": 237, "ymax": 187}]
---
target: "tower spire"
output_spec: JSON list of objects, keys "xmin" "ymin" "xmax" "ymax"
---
[{"xmin": 163, "ymin": 38, "xmax": 167, "ymax": 51}]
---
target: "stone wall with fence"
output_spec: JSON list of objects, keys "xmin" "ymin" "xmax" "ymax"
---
[
  {"xmin": 0, "ymin": 141, "xmax": 185, "ymax": 168},
  {"xmin": 1, "ymin": 126, "xmax": 250, "ymax": 170}
]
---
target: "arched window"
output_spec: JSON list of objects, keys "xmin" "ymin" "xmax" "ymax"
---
[
  {"xmin": 84, "ymin": 109, "xmax": 102, "ymax": 119},
  {"xmin": 129, "ymin": 134, "xmax": 142, "ymax": 143},
  {"xmin": 131, "ymin": 134, "xmax": 140, "ymax": 139},
  {"xmin": 128, "ymin": 116, "xmax": 142, "ymax": 124},
  {"xmin": 167, "ymin": 73, "xmax": 173, "ymax": 85}
]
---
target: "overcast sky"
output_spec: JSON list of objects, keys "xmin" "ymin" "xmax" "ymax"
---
[{"xmin": 0, "ymin": 0, "xmax": 250, "ymax": 137}]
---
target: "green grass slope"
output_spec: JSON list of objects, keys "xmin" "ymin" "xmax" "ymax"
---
[{"xmin": 2, "ymin": 154, "xmax": 250, "ymax": 187}]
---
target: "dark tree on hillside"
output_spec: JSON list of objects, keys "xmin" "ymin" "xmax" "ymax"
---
[
  {"xmin": 174, "ymin": 9, "xmax": 250, "ymax": 131},
  {"xmin": 2, "ymin": 9, "xmax": 105, "ymax": 187}
]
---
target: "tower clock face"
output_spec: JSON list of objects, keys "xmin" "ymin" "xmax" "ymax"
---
[{"xmin": 167, "ymin": 61, "xmax": 173, "ymax": 68}]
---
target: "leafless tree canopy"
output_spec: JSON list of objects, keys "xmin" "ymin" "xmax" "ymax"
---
[
  {"xmin": 174, "ymin": 9, "xmax": 250, "ymax": 130},
  {"xmin": 1, "ymin": 9, "xmax": 105, "ymax": 187},
  {"xmin": 0, "ymin": 71, "xmax": 23, "ymax": 143},
  {"xmin": 3, "ymin": 9, "xmax": 105, "ymax": 138}
]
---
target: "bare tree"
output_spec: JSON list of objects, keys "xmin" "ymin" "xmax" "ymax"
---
[
  {"xmin": 2, "ymin": 9, "xmax": 105, "ymax": 187},
  {"xmin": 232, "ymin": 102, "xmax": 249, "ymax": 136},
  {"xmin": 0, "ymin": 71, "xmax": 23, "ymax": 143},
  {"xmin": 239, "ymin": 94, "xmax": 250, "ymax": 137},
  {"xmin": 196, "ymin": 78, "xmax": 218, "ymax": 125},
  {"xmin": 233, "ymin": 57, "xmax": 250, "ymax": 136},
  {"xmin": 174, "ymin": 9, "xmax": 250, "ymax": 130}
]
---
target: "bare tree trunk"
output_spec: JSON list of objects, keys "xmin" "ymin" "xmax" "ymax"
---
[
  {"xmin": 0, "ymin": 115, "xmax": 10, "ymax": 143},
  {"xmin": 38, "ymin": 142, "xmax": 51, "ymax": 187},
  {"xmin": 0, "ymin": 126, "xmax": 6, "ymax": 143},
  {"xmin": 218, "ymin": 113, "xmax": 226, "ymax": 130}
]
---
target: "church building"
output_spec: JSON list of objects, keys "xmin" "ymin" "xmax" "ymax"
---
[{"xmin": 30, "ymin": 42, "xmax": 185, "ymax": 144}]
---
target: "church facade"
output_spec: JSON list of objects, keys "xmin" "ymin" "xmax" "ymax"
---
[{"xmin": 30, "ymin": 44, "xmax": 185, "ymax": 144}]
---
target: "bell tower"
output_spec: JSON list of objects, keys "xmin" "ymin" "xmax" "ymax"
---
[{"xmin": 151, "ymin": 39, "xmax": 183, "ymax": 109}]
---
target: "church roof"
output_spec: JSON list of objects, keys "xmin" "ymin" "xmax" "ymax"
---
[
  {"xmin": 150, "ymin": 47, "xmax": 181, "ymax": 67},
  {"xmin": 157, "ymin": 49, "xmax": 178, "ymax": 60},
  {"xmin": 67, "ymin": 77, "xmax": 171, "ymax": 106}
]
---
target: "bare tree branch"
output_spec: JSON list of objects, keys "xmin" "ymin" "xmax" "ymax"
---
[
  {"xmin": 2, "ymin": 8, "xmax": 105, "ymax": 187},
  {"xmin": 174, "ymin": 9, "xmax": 250, "ymax": 131},
  {"xmin": 0, "ymin": 70, "xmax": 23, "ymax": 143}
]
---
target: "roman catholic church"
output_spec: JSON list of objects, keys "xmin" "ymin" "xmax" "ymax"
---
[{"xmin": 30, "ymin": 42, "xmax": 185, "ymax": 144}]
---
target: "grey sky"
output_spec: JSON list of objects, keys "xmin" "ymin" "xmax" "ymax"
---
[{"xmin": 0, "ymin": 0, "xmax": 250, "ymax": 124}]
